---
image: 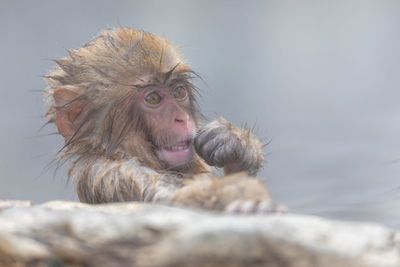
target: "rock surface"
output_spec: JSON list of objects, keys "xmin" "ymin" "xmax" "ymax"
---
[{"xmin": 0, "ymin": 200, "xmax": 399, "ymax": 267}]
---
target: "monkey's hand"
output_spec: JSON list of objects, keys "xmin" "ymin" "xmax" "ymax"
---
[
  {"xmin": 194, "ymin": 118, "xmax": 265, "ymax": 176},
  {"xmin": 173, "ymin": 173, "xmax": 285, "ymax": 214}
]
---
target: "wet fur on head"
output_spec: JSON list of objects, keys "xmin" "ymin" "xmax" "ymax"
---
[{"xmin": 44, "ymin": 27, "xmax": 202, "ymax": 170}]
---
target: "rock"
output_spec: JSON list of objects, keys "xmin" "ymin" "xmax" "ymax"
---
[
  {"xmin": 0, "ymin": 200, "xmax": 399, "ymax": 267},
  {"xmin": 0, "ymin": 200, "xmax": 33, "ymax": 211}
]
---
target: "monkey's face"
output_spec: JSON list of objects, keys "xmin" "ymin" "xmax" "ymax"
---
[{"xmin": 137, "ymin": 83, "xmax": 196, "ymax": 170}]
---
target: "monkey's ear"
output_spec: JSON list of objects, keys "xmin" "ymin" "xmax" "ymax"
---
[{"xmin": 53, "ymin": 88, "xmax": 86, "ymax": 140}]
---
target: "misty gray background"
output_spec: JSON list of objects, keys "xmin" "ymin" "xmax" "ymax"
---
[{"xmin": 1, "ymin": 1, "xmax": 399, "ymax": 228}]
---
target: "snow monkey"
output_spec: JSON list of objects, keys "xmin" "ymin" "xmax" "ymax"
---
[{"xmin": 44, "ymin": 27, "xmax": 282, "ymax": 213}]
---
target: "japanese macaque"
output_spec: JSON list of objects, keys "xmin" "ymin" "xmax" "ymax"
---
[{"xmin": 44, "ymin": 27, "xmax": 282, "ymax": 213}]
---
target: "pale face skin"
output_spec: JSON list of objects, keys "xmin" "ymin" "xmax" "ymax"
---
[{"xmin": 136, "ymin": 83, "xmax": 196, "ymax": 169}]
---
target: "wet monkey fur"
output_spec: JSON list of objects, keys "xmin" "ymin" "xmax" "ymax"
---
[{"xmin": 44, "ymin": 28, "xmax": 282, "ymax": 213}]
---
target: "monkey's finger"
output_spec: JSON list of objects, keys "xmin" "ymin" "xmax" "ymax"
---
[
  {"xmin": 225, "ymin": 200, "xmax": 258, "ymax": 214},
  {"xmin": 258, "ymin": 200, "xmax": 287, "ymax": 214},
  {"xmin": 195, "ymin": 136, "xmax": 227, "ymax": 166},
  {"xmin": 212, "ymin": 138, "xmax": 241, "ymax": 167},
  {"xmin": 240, "ymin": 200, "xmax": 258, "ymax": 214},
  {"xmin": 195, "ymin": 120, "xmax": 230, "ymax": 145},
  {"xmin": 225, "ymin": 200, "xmax": 242, "ymax": 214}
]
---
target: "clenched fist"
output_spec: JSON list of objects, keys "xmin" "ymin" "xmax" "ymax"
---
[{"xmin": 194, "ymin": 118, "xmax": 265, "ymax": 176}]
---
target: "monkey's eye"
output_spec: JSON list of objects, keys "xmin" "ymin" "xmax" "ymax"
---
[
  {"xmin": 145, "ymin": 92, "xmax": 162, "ymax": 106},
  {"xmin": 172, "ymin": 86, "xmax": 187, "ymax": 100}
]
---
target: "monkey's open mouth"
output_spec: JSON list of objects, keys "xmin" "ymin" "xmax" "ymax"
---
[
  {"xmin": 156, "ymin": 139, "xmax": 193, "ymax": 168},
  {"xmin": 164, "ymin": 140, "xmax": 190, "ymax": 151}
]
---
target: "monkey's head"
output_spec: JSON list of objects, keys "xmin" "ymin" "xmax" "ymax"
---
[{"xmin": 45, "ymin": 28, "xmax": 204, "ymax": 172}]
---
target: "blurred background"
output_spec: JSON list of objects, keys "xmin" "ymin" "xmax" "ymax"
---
[{"xmin": 1, "ymin": 0, "xmax": 399, "ymax": 228}]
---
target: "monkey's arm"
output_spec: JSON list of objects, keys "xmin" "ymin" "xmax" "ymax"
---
[
  {"xmin": 194, "ymin": 118, "xmax": 265, "ymax": 176},
  {"xmin": 72, "ymin": 158, "xmax": 183, "ymax": 204}
]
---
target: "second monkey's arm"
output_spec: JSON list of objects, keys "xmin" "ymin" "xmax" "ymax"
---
[{"xmin": 194, "ymin": 117, "xmax": 265, "ymax": 176}]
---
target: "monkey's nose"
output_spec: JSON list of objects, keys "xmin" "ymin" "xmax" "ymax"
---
[
  {"xmin": 175, "ymin": 117, "xmax": 186, "ymax": 124},
  {"xmin": 174, "ymin": 113, "xmax": 188, "ymax": 127}
]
